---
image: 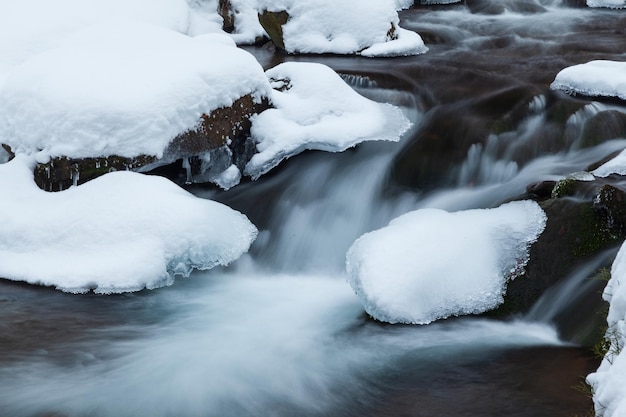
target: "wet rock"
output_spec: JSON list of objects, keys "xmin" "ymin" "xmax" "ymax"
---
[
  {"xmin": 593, "ymin": 184, "xmax": 626, "ymax": 235},
  {"xmin": 258, "ymin": 10, "xmax": 289, "ymax": 51},
  {"xmin": 490, "ymin": 197, "xmax": 622, "ymax": 324},
  {"xmin": 33, "ymin": 94, "xmax": 271, "ymax": 191},
  {"xmin": 526, "ymin": 180, "xmax": 557, "ymax": 199},
  {"xmin": 390, "ymin": 85, "xmax": 544, "ymax": 191},
  {"xmin": 578, "ymin": 110, "xmax": 626, "ymax": 148}
]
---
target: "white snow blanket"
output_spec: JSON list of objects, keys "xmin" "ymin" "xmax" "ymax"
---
[
  {"xmin": 587, "ymin": 0, "xmax": 626, "ymax": 8},
  {"xmin": 0, "ymin": 21, "xmax": 271, "ymax": 161},
  {"xmin": 0, "ymin": 156, "xmax": 257, "ymax": 294},
  {"xmin": 346, "ymin": 201, "xmax": 547, "ymax": 324},
  {"xmin": 226, "ymin": 0, "xmax": 428, "ymax": 56},
  {"xmin": 588, "ymin": 241, "xmax": 626, "ymax": 417},
  {"xmin": 245, "ymin": 62, "xmax": 411, "ymax": 178},
  {"xmin": 551, "ymin": 60, "xmax": 626, "ymax": 101},
  {"xmin": 0, "ymin": 0, "xmax": 221, "ymax": 86}
]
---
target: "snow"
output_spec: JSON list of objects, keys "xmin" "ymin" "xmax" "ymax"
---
[
  {"xmin": 587, "ymin": 0, "xmax": 626, "ymax": 8},
  {"xmin": 245, "ymin": 62, "xmax": 412, "ymax": 179},
  {"xmin": 0, "ymin": 0, "xmax": 221, "ymax": 86},
  {"xmin": 0, "ymin": 21, "xmax": 271, "ymax": 160},
  {"xmin": 226, "ymin": 0, "xmax": 428, "ymax": 56},
  {"xmin": 593, "ymin": 148, "xmax": 626, "ymax": 177},
  {"xmin": 587, "ymin": 241, "xmax": 626, "ymax": 417},
  {"xmin": 551, "ymin": 60, "xmax": 626, "ymax": 101},
  {"xmin": 0, "ymin": 156, "xmax": 257, "ymax": 293},
  {"xmin": 346, "ymin": 201, "xmax": 547, "ymax": 324}
]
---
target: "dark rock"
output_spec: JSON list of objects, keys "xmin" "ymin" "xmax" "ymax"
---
[
  {"xmin": 33, "ymin": 94, "xmax": 271, "ymax": 191},
  {"xmin": 390, "ymin": 85, "xmax": 544, "ymax": 191},
  {"xmin": 218, "ymin": 0, "xmax": 235, "ymax": 33},
  {"xmin": 561, "ymin": 0, "xmax": 588, "ymax": 7},
  {"xmin": 526, "ymin": 180, "xmax": 557, "ymax": 199},
  {"xmin": 258, "ymin": 10, "xmax": 290, "ymax": 51},
  {"xmin": 490, "ymin": 197, "xmax": 622, "ymax": 320},
  {"xmin": 594, "ymin": 184, "xmax": 626, "ymax": 235},
  {"xmin": 578, "ymin": 110, "xmax": 626, "ymax": 149}
]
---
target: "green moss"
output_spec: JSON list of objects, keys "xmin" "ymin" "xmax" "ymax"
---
[
  {"xmin": 551, "ymin": 177, "xmax": 577, "ymax": 198},
  {"xmin": 572, "ymin": 204, "xmax": 621, "ymax": 258}
]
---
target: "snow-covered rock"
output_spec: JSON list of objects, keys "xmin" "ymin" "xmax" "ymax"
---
[
  {"xmin": 593, "ymin": 148, "xmax": 626, "ymax": 177},
  {"xmin": 587, "ymin": 241, "xmax": 626, "ymax": 417},
  {"xmin": 0, "ymin": 21, "xmax": 270, "ymax": 161},
  {"xmin": 245, "ymin": 62, "xmax": 412, "ymax": 179},
  {"xmin": 587, "ymin": 0, "xmax": 626, "ymax": 8},
  {"xmin": 0, "ymin": 0, "xmax": 220, "ymax": 86},
  {"xmin": 224, "ymin": 0, "xmax": 428, "ymax": 56},
  {"xmin": 551, "ymin": 60, "xmax": 626, "ymax": 102},
  {"xmin": 346, "ymin": 201, "xmax": 547, "ymax": 324},
  {"xmin": 0, "ymin": 156, "xmax": 257, "ymax": 294}
]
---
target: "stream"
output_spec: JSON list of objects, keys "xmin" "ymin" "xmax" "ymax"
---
[{"xmin": 2, "ymin": 1, "xmax": 626, "ymax": 416}]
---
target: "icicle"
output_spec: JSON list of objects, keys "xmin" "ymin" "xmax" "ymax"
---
[{"xmin": 182, "ymin": 157, "xmax": 193, "ymax": 185}]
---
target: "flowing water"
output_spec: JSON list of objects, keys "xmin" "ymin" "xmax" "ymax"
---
[{"xmin": 2, "ymin": 2, "xmax": 626, "ymax": 416}]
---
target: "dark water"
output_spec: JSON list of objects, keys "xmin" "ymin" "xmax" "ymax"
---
[{"xmin": 2, "ymin": 1, "xmax": 626, "ymax": 416}]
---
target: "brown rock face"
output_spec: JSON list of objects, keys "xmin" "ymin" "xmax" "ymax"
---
[
  {"xmin": 30, "ymin": 94, "xmax": 271, "ymax": 191},
  {"xmin": 218, "ymin": 0, "xmax": 235, "ymax": 33},
  {"xmin": 258, "ymin": 10, "xmax": 290, "ymax": 51}
]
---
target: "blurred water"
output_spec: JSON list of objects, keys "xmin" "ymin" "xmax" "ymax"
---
[{"xmin": 3, "ymin": 2, "xmax": 626, "ymax": 416}]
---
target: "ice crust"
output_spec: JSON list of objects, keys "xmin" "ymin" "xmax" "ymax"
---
[
  {"xmin": 245, "ymin": 62, "xmax": 412, "ymax": 179},
  {"xmin": 226, "ymin": 0, "xmax": 428, "ymax": 56},
  {"xmin": 587, "ymin": 0, "xmax": 626, "ymax": 8},
  {"xmin": 551, "ymin": 60, "xmax": 626, "ymax": 101},
  {"xmin": 0, "ymin": 156, "xmax": 257, "ymax": 293},
  {"xmin": 588, "ymin": 241, "xmax": 626, "ymax": 417},
  {"xmin": 0, "ymin": 21, "xmax": 271, "ymax": 160},
  {"xmin": 346, "ymin": 201, "xmax": 547, "ymax": 324}
]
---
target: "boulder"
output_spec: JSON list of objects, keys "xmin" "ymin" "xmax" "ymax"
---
[
  {"xmin": 30, "ymin": 94, "xmax": 271, "ymax": 191},
  {"xmin": 258, "ymin": 10, "xmax": 289, "ymax": 51}
]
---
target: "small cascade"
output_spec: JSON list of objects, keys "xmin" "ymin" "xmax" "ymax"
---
[{"xmin": 526, "ymin": 247, "xmax": 619, "ymax": 346}]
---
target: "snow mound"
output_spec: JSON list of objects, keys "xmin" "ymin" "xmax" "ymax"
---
[
  {"xmin": 0, "ymin": 156, "xmax": 257, "ymax": 294},
  {"xmin": 587, "ymin": 241, "xmax": 626, "ymax": 417},
  {"xmin": 228, "ymin": 0, "xmax": 428, "ymax": 56},
  {"xmin": 346, "ymin": 201, "xmax": 547, "ymax": 324},
  {"xmin": 0, "ymin": 21, "xmax": 271, "ymax": 160},
  {"xmin": 245, "ymin": 62, "xmax": 411, "ymax": 179},
  {"xmin": 0, "ymin": 0, "xmax": 220, "ymax": 85},
  {"xmin": 551, "ymin": 60, "xmax": 626, "ymax": 101},
  {"xmin": 587, "ymin": 0, "xmax": 626, "ymax": 8}
]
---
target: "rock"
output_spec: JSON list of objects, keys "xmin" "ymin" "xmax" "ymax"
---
[
  {"xmin": 489, "ymin": 197, "xmax": 622, "ymax": 322},
  {"xmin": 258, "ymin": 10, "xmax": 290, "ymax": 51},
  {"xmin": 578, "ymin": 110, "xmax": 626, "ymax": 148},
  {"xmin": 32, "ymin": 94, "xmax": 271, "ymax": 191},
  {"xmin": 218, "ymin": 0, "xmax": 235, "ymax": 33},
  {"xmin": 526, "ymin": 180, "xmax": 557, "ymax": 199},
  {"xmin": 390, "ymin": 85, "xmax": 544, "ymax": 192},
  {"xmin": 593, "ymin": 184, "xmax": 626, "ymax": 235}
]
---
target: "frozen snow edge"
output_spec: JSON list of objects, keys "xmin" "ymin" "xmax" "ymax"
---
[
  {"xmin": 346, "ymin": 201, "xmax": 547, "ymax": 325},
  {"xmin": 0, "ymin": 156, "xmax": 258, "ymax": 294},
  {"xmin": 551, "ymin": 60, "xmax": 626, "ymax": 102},
  {"xmin": 245, "ymin": 62, "xmax": 412, "ymax": 179}
]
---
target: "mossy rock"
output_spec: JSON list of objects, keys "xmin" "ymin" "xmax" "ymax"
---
[
  {"xmin": 489, "ymin": 197, "xmax": 622, "ymax": 321},
  {"xmin": 258, "ymin": 10, "xmax": 289, "ymax": 51}
]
